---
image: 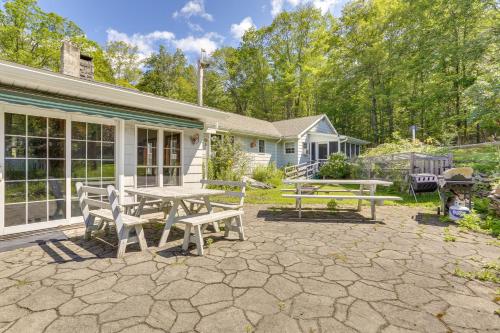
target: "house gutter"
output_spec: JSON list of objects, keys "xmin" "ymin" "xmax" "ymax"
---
[{"xmin": 0, "ymin": 60, "xmax": 228, "ymax": 122}]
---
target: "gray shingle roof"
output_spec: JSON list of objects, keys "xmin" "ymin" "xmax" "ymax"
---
[
  {"xmin": 203, "ymin": 112, "xmax": 282, "ymax": 138},
  {"xmin": 272, "ymin": 115, "xmax": 325, "ymax": 137},
  {"xmin": 204, "ymin": 113, "xmax": 331, "ymax": 139}
]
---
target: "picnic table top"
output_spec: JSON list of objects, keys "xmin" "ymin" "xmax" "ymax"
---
[
  {"xmin": 125, "ymin": 186, "xmax": 226, "ymax": 200},
  {"xmin": 283, "ymin": 179, "xmax": 393, "ymax": 186}
]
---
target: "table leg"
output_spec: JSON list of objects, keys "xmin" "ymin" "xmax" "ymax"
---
[
  {"xmin": 298, "ymin": 198, "xmax": 302, "ymax": 219},
  {"xmin": 357, "ymin": 184, "xmax": 364, "ymax": 211},
  {"xmin": 180, "ymin": 200, "xmax": 192, "ymax": 215},
  {"xmin": 370, "ymin": 185, "xmax": 376, "ymax": 220},
  {"xmin": 134, "ymin": 196, "xmax": 147, "ymax": 217},
  {"xmin": 159, "ymin": 199, "xmax": 180, "ymax": 247},
  {"xmin": 295, "ymin": 184, "xmax": 301, "ymax": 209}
]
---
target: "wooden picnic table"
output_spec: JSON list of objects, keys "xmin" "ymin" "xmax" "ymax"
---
[
  {"xmin": 282, "ymin": 179, "xmax": 401, "ymax": 219},
  {"xmin": 125, "ymin": 187, "xmax": 225, "ymax": 247}
]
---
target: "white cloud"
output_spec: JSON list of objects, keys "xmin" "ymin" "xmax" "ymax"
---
[
  {"xmin": 106, "ymin": 28, "xmax": 175, "ymax": 60},
  {"xmin": 173, "ymin": 0, "xmax": 213, "ymax": 21},
  {"xmin": 107, "ymin": 28, "xmax": 222, "ymax": 57},
  {"xmin": 230, "ymin": 17, "xmax": 255, "ymax": 39},
  {"xmin": 310, "ymin": 0, "xmax": 338, "ymax": 14},
  {"xmin": 173, "ymin": 32, "xmax": 223, "ymax": 54},
  {"xmin": 271, "ymin": 0, "xmax": 284, "ymax": 16},
  {"xmin": 188, "ymin": 22, "xmax": 204, "ymax": 32},
  {"xmin": 270, "ymin": 0, "xmax": 338, "ymax": 16}
]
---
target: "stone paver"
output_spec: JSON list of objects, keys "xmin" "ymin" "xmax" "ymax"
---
[{"xmin": 0, "ymin": 205, "xmax": 498, "ymax": 332}]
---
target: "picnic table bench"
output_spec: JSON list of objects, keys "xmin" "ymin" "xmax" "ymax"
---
[{"xmin": 282, "ymin": 179, "xmax": 402, "ymax": 220}]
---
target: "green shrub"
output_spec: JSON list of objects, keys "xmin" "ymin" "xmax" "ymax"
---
[
  {"xmin": 208, "ymin": 133, "xmax": 249, "ymax": 181},
  {"xmin": 458, "ymin": 211, "xmax": 500, "ymax": 237},
  {"xmin": 318, "ymin": 153, "xmax": 351, "ymax": 179},
  {"xmin": 473, "ymin": 197, "xmax": 490, "ymax": 214},
  {"xmin": 252, "ymin": 163, "xmax": 283, "ymax": 187},
  {"xmin": 327, "ymin": 199, "xmax": 338, "ymax": 211}
]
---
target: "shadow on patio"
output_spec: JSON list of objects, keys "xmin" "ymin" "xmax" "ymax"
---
[{"xmin": 257, "ymin": 206, "xmax": 382, "ymax": 224}]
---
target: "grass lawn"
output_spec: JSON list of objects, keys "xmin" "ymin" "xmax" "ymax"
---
[{"xmin": 243, "ymin": 183, "xmax": 440, "ymax": 209}]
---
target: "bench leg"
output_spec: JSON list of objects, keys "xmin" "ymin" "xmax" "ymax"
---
[
  {"xmin": 182, "ymin": 224, "xmax": 192, "ymax": 251},
  {"xmin": 135, "ymin": 225, "xmax": 148, "ymax": 252},
  {"xmin": 236, "ymin": 215, "xmax": 245, "ymax": 240},
  {"xmin": 193, "ymin": 225, "xmax": 204, "ymax": 256},
  {"xmin": 224, "ymin": 219, "xmax": 231, "ymax": 238},
  {"xmin": 84, "ymin": 215, "xmax": 96, "ymax": 240},
  {"xmin": 117, "ymin": 226, "xmax": 130, "ymax": 258}
]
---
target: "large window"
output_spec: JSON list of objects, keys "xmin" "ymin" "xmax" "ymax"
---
[
  {"xmin": 285, "ymin": 142, "xmax": 295, "ymax": 154},
  {"xmin": 137, "ymin": 128, "xmax": 158, "ymax": 187},
  {"xmin": 4, "ymin": 113, "xmax": 66, "ymax": 226},
  {"xmin": 163, "ymin": 131, "xmax": 181, "ymax": 186},
  {"xmin": 71, "ymin": 121, "xmax": 115, "ymax": 216}
]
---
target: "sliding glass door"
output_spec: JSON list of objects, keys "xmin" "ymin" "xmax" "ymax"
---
[
  {"xmin": 70, "ymin": 121, "xmax": 116, "ymax": 216},
  {"xmin": 3, "ymin": 113, "xmax": 66, "ymax": 227},
  {"xmin": 1, "ymin": 110, "xmax": 117, "ymax": 233}
]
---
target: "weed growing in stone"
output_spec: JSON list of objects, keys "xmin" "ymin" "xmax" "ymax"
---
[
  {"xmin": 15, "ymin": 279, "xmax": 30, "ymax": 287},
  {"xmin": 443, "ymin": 227, "xmax": 456, "ymax": 242},
  {"xmin": 453, "ymin": 262, "xmax": 500, "ymax": 283},
  {"xmin": 206, "ymin": 238, "xmax": 214, "ymax": 247}
]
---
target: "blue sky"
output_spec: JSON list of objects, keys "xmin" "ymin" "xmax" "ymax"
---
[{"xmin": 35, "ymin": 0, "xmax": 348, "ymax": 61}]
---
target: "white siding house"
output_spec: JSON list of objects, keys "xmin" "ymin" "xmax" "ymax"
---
[{"xmin": 0, "ymin": 55, "xmax": 367, "ymax": 236}]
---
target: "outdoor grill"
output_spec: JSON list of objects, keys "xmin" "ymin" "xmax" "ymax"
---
[{"xmin": 409, "ymin": 173, "xmax": 439, "ymax": 202}]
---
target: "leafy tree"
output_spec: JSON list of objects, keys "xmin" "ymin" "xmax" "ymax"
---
[
  {"xmin": 137, "ymin": 46, "xmax": 197, "ymax": 103},
  {"xmin": 105, "ymin": 40, "xmax": 142, "ymax": 87},
  {"xmin": 0, "ymin": 0, "xmax": 114, "ymax": 83}
]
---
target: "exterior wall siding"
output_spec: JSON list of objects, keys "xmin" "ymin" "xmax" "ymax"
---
[
  {"xmin": 123, "ymin": 121, "xmax": 205, "ymax": 203},
  {"xmin": 233, "ymin": 135, "xmax": 278, "ymax": 173},
  {"xmin": 278, "ymin": 140, "xmax": 298, "ymax": 167},
  {"xmin": 309, "ymin": 118, "xmax": 336, "ymax": 134}
]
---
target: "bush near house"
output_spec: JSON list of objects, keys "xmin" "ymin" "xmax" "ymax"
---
[
  {"xmin": 318, "ymin": 153, "xmax": 351, "ymax": 179},
  {"xmin": 252, "ymin": 163, "xmax": 284, "ymax": 187},
  {"xmin": 208, "ymin": 133, "xmax": 249, "ymax": 181}
]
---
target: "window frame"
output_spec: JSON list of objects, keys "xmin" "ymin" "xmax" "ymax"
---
[
  {"xmin": 258, "ymin": 139, "xmax": 265, "ymax": 154},
  {"xmin": 134, "ymin": 124, "xmax": 184, "ymax": 188},
  {"xmin": 163, "ymin": 130, "xmax": 183, "ymax": 186},
  {"xmin": 284, "ymin": 141, "xmax": 295, "ymax": 154},
  {"xmin": 0, "ymin": 105, "xmax": 118, "ymax": 234}
]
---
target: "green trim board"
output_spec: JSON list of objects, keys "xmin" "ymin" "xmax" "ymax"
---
[{"xmin": 0, "ymin": 88, "xmax": 203, "ymax": 129}]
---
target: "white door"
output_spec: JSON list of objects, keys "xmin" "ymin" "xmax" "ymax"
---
[{"xmin": 318, "ymin": 143, "xmax": 328, "ymax": 160}]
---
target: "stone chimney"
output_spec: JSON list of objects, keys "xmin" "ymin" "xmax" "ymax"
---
[{"xmin": 60, "ymin": 41, "xmax": 94, "ymax": 80}]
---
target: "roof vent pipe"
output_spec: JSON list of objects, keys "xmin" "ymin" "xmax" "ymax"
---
[{"xmin": 197, "ymin": 48, "xmax": 210, "ymax": 106}]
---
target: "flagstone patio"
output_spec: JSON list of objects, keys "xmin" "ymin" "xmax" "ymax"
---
[{"xmin": 0, "ymin": 205, "xmax": 498, "ymax": 333}]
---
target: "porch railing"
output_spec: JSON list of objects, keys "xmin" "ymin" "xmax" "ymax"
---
[{"xmin": 284, "ymin": 160, "xmax": 326, "ymax": 179}]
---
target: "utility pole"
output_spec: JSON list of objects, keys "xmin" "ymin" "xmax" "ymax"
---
[{"xmin": 197, "ymin": 49, "xmax": 210, "ymax": 106}]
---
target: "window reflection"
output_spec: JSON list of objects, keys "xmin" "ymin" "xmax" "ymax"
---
[
  {"xmin": 4, "ymin": 113, "xmax": 66, "ymax": 226},
  {"xmin": 136, "ymin": 128, "xmax": 158, "ymax": 187},
  {"xmin": 163, "ymin": 131, "xmax": 181, "ymax": 186},
  {"xmin": 70, "ymin": 121, "xmax": 115, "ymax": 216}
]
